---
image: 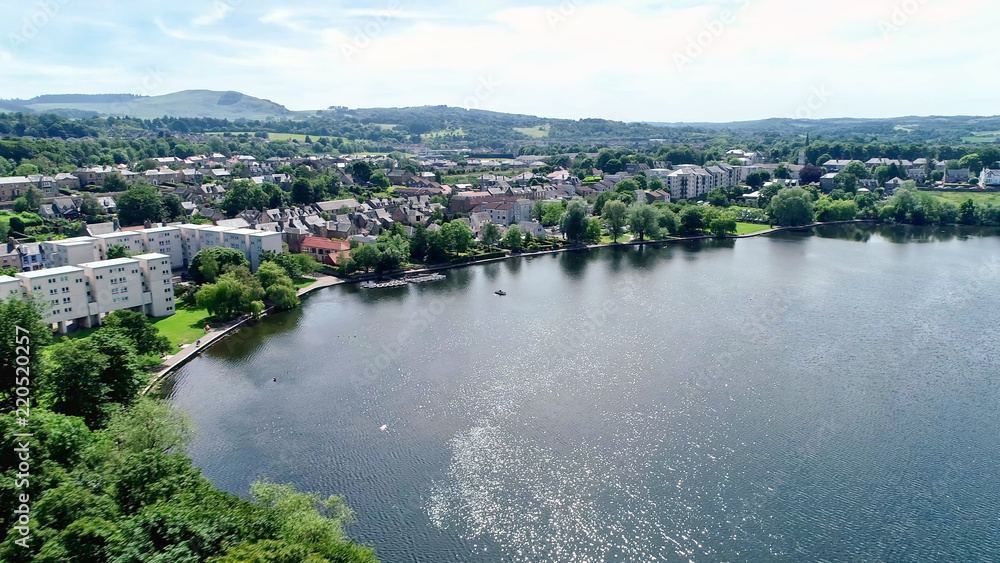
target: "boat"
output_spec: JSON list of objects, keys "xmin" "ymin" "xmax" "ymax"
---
[{"xmin": 495, "ymin": 290, "xmax": 507, "ymax": 296}]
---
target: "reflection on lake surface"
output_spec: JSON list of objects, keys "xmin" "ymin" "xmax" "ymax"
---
[{"xmin": 166, "ymin": 226, "xmax": 1000, "ymax": 562}]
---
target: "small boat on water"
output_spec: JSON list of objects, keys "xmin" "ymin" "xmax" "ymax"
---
[{"xmin": 495, "ymin": 290, "xmax": 507, "ymax": 296}]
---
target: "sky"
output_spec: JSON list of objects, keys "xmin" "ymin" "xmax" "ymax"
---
[{"xmin": 0, "ymin": 0, "xmax": 996, "ymax": 122}]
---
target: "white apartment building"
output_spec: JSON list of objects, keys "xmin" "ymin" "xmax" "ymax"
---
[
  {"xmin": 78, "ymin": 258, "xmax": 145, "ymax": 318},
  {"xmin": 0, "ymin": 275, "xmax": 22, "ymax": 300},
  {"xmin": 94, "ymin": 231, "xmax": 145, "ymax": 260},
  {"xmin": 138, "ymin": 227, "xmax": 184, "ymax": 270},
  {"xmin": 40, "ymin": 237, "xmax": 99, "ymax": 268},
  {"xmin": 246, "ymin": 231, "xmax": 282, "ymax": 271},
  {"xmin": 135, "ymin": 253, "xmax": 176, "ymax": 317},
  {"xmin": 178, "ymin": 224, "xmax": 213, "ymax": 266},
  {"xmin": 17, "ymin": 266, "xmax": 92, "ymax": 333}
]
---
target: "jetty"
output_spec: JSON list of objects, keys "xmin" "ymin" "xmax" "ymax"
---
[
  {"xmin": 361, "ymin": 279, "xmax": 408, "ymax": 289},
  {"xmin": 406, "ymin": 273, "xmax": 446, "ymax": 284}
]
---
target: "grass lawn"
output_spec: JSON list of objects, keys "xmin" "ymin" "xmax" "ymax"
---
[
  {"xmin": 294, "ymin": 277, "xmax": 316, "ymax": 289},
  {"xmin": 600, "ymin": 234, "xmax": 634, "ymax": 244},
  {"xmin": 152, "ymin": 305, "xmax": 214, "ymax": 348},
  {"xmin": 924, "ymin": 190, "xmax": 1000, "ymax": 207},
  {"xmin": 735, "ymin": 222, "xmax": 773, "ymax": 235},
  {"xmin": 514, "ymin": 125, "xmax": 550, "ymax": 138}
]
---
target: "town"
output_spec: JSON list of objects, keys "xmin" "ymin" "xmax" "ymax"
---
[{"xmin": 3, "ymin": 143, "xmax": 1000, "ymax": 334}]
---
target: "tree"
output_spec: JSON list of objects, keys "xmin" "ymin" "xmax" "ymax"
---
[
  {"xmin": 20, "ymin": 186, "xmax": 46, "ymax": 212},
  {"xmin": 707, "ymin": 188, "xmax": 731, "ymax": 207},
  {"xmin": 679, "ymin": 206, "xmax": 706, "ymax": 234},
  {"xmin": 959, "ymin": 199, "xmax": 978, "ymax": 225},
  {"xmin": 441, "ymin": 221, "xmax": 474, "ymax": 254},
  {"xmin": 586, "ymin": 218, "xmax": 603, "ymax": 243},
  {"xmin": 351, "ymin": 244, "xmax": 379, "ymax": 273},
  {"xmin": 106, "ymin": 244, "xmax": 132, "ymax": 259},
  {"xmin": 657, "ymin": 207, "xmax": 680, "ymax": 235},
  {"xmin": 8, "ymin": 216, "xmax": 25, "ymax": 235},
  {"xmin": 291, "ymin": 179, "xmax": 314, "ymax": 205},
  {"xmin": 102, "ymin": 172, "xmax": 128, "ymax": 193},
  {"xmin": 375, "ymin": 234, "xmax": 409, "ymax": 271},
  {"xmin": 773, "ymin": 163, "xmax": 792, "ymax": 179},
  {"xmin": 43, "ymin": 339, "xmax": 110, "ymax": 428},
  {"xmin": 560, "ymin": 199, "xmax": 590, "ymax": 243},
  {"xmin": 833, "ymin": 172, "xmax": 859, "ymax": 193},
  {"xmin": 14, "ymin": 162, "xmax": 40, "ymax": 176},
  {"xmin": 0, "ymin": 297, "xmax": 52, "ymax": 407},
  {"xmin": 102, "ymin": 310, "xmax": 171, "ymax": 356},
  {"xmin": 628, "ymin": 203, "xmax": 660, "ymax": 241},
  {"xmin": 196, "ymin": 271, "xmax": 263, "ymax": 320},
  {"xmin": 768, "ymin": 187, "xmax": 816, "ymax": 226},
  {"xmin": 541, "ymin": 203, "xmax": 565, "ymax": 226},
  {"xmin": 79, "ymin": 193, "xmax": 103, "ymax": 217},
  {"xmin": 223, "ymin": 180, "xmax": 269, "ymax": 215},
  {"xmin": 370, "ymin": 170, "xmax": 391, "ymax": 189},
  {"xmin": 162, "ymin": 193, "xmax": 186, "ymax": 221},
  {"xmin": 745, "ymin": 171, "xmax": 771, "ymax": 189},
  {"xmin": 601, "ymin": 200, "xmax": 628, "ymax": 242},
  {"xmin": 841, "ymin": 160, "xmax": 871, "ymax": 179},
  {"xmin": 117, "ymin": 184, "xmax": 165, "ymax": 226},
  {"xmin": 709, "ymin": 211, "xmax": 738, "ymax": 237},
  {"xmin": 350, "ymin": 161, "xmax": 374, "ymax": 184},
  {"xmin": 959, "ymin": 153, "xmax": 984, "ymax": 175},
  {"xmin": 89, "ymin": 328, "xmax": 146, "ymax": 408},
  {"xmin": 481, "ymin": 222, "xmax": 502, "ymax": 250},
  {"xmin": 190, "ymin": 248, "xmax": 250, "ymax": 285},
  {"xmin": 799, "ymin": 164, "xmax": 825, "ymax": 185},
  {"xmin": 266, "ymin": 283, "xmax": 300, "ymax": 310},
  {"xmin": 500, "ymin": 224, "xmax": 522, "ymax": 251},
  {"xmin": 255, "ymin": 261, "xmax": 289, "ymax": 291}
]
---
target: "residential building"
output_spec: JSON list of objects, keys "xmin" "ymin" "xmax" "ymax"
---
[
  {"xmin": 0, "ymin": 275, "xmax": 22, "ymax": 300},
  {"xmin": 134, "ymin": 253, "xmax": 176, "ymax": 317},
  {"xmin": 94, "ymin": 231, "xmax": 145, "ymax": 260},
  {"xmin": 138, "ymin": 226, "xmax": 183, "ymax": 269},
  {"xmin": 944, "ymin": 168, "xmax": 971, "ymax": 183},
  {"xmin": 0, "ymin": 176, "xmax": 34, "ymax": 201},
  {"xmin": 822, "ymin": 160, "xmax": 858, "ymax": 173},
  {"xmin": 981, "ymin": 169, "xmax": 1000, "ymax": 187},
  {"xmin": 820, "ymin": 173, "xmax": 838, "ymax": 192},
  {"xmin": 39, "ymin": 237, "xmax": 99, "ymax": 268},
  {"xmin": 300, "ymin": 237, "xmax": 351, "ymax": 266},
  {"xmin": 78, "ymin": 258, "xmax": 145, "ymax": 319},
  {"xmin": 17, "ymin": 243, "xmax": 44, "ymax": 271},
  {"xmin": 16, "ymin": 266, "xmax": 92, "ymax": 333}
]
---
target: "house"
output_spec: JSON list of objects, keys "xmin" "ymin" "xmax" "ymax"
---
[
  {"xmin": 1, "ymin": 243, "xmax": 22, "ymax": 272},
  {"xmin": 944, "ymin": 168, "xmax": 972, "ymax": 183},
  {"xmin": 74, "ymin": 165, "xmax": 116, "ymax": 187},
  {"xmin": 16, "ymin": 242, "xmax": 44, "ymax": 271},
  {"xmin": 300, "ymin": 237, "xmax": 351, "ymax": 266},
  {"xmin": 981, "ymin": 169, "xmax": 1000, "ymax": 187},
  {"xmin": 821, "ymin": 160, "xmax": 858, "ymax": 173},
  {"xmin": 0, "ymin": 176, "xmax": 35, "ymax": 201},
  {"xmin": 906, "ymin": 169, "xmax": 927, "ymax": 183},
  {"xmin": 820, "ymin": 173, "xmax": 838, "ymax": 192},
  {"xmin": 884, "ymin": 177, "xmax": 905, "ymax": 194},
  {"xmin": 517, "ymin": 221, "xmax": 546, "ymax": 238},
  {"xmin": 315, "ymin": 198, "xmax": 362, "ymax": 214}
]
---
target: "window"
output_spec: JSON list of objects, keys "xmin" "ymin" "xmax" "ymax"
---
[
  {"xmin": 49, "ymin": 289, "xmax": 57, "ymax": 295},
  {"xmin": 51, "ymin": 299, "xmax": 58, "ymax": 305},
  {"xmin": 165, "ymin": 288, "xmax": 171, "ymax": 293},
  {"xmin": 63, "ymin": 308, "xmax": 72, "ymax": 313},
  {"xmin": 60, "ymin": 276, "xmax": 68, "ymax": 282},
  {"xmin": 33, "ymin": 285, "xmax": 41, "ymax": 290},
  {"xmin": 63, "ymin": 297, "xmax": 71, "ymax": 304},
  {"xmin": 61, "ymin": 287, "xmax": 69, "ymax": 293}
]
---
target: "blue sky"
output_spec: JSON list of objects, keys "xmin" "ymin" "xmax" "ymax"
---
[{"xmin": 1, "ymin": 0, "xmax": 995, "ymax": 122}]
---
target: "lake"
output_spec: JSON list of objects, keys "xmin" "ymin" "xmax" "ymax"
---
[{"xmin": 165, "ymin": 225, "xmax": 1000, "ymax": 562}]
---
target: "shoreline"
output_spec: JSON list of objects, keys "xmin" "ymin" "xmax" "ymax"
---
[{"xmin": 142, "ymin": 219, "xmax": 877, "ymax": 394}]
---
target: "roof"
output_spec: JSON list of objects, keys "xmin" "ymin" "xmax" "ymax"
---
[
  {"xmin": 17, "ymin": 266, "xmax": 85, "ymax": 278},
  {"xmin": 302, "ymin": 237, "xmax": 351, "ymax": 251},
  {"xmin": 133, "ymin": 253, "xmax": 170, "ymax": 260},
  {"xmin": 78, "ymin": 257, "xmax": 138, "ymax": 269}
]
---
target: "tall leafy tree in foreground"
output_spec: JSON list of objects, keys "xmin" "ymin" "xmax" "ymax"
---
[
  {"xmin": 0, "ymin": 297, "xmax": 51, "ymax": 409},
  {"xmin": 481, "ymin": 222, "xmax": 502, "ymax": 250},
  {"xmin": 768, "ymin": 187, "xmax": 816, "ymax": 227},
  {"xmin": 560, "ymin": 199, "xmax": 590, "ymax": 243},
  {"xmin": 601, "ymin": 200, "xmax": 628, "ymax": 242}
]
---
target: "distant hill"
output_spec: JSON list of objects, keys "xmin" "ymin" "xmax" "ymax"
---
[{"xmin": 4, "ymin": 90, "xmax": 294, "ymax": 120}]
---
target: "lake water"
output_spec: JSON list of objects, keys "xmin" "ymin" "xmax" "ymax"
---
[{"xmin": 165, "ymin": 225, "xmax": 1000, "ymax": 562}]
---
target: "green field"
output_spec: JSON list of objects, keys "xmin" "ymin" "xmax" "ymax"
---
[
  {"xmin": 961, "ymin": 131, "xmax": 1000, "ymax": 144},
  {"xmin": 423, "ymin": 128, "xmax": 465, "ymax": 139},
  {"xmin": 209, "ymin": 131, "xmax": 320, "ymax": 143},
  {"xmin": 735, "ymin": 222, "xmax": 773, "ymax": 235},
  {"xmin": 151, "ymin": 305, "xmax": 213, "ymax": 348},
  {"xmin": 514, "ymin": 125, "xmax": 551, "ymax": 138},
  {"xmin": 923, "ymin": 190, "xmax": 1000, "ymax": 206}
]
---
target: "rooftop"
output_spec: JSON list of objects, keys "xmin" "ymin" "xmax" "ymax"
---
[
  {"xmin": 78, "ymin": 258, "xmax": 137, "ymax": 269},
  {"xmin": 17, "ymin": 266, "xmax": 84, "ymax": 278}
]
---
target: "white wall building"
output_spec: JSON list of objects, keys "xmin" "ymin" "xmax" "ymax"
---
[
  {"xmin": 139, "ymin": 227, "xmax": 184, "ymax": 270},
  {"xmin": 40, "ymin": 237, "xmax": 99, "ymax": 269},
  {"xmin": 17, "ymin": 266, "xmax": 92, "ymax": 333},
  {"xmin": 78, "ymin": 258, "xmax": 145, "ymax": 319},
  {"xmin": 246, "ymin": 231, "xmax": 282, "ymax": 271},
  {"xmin": 0, "ymin": 275, "xmax": 23, "ymax": 300},
  {"xmin": 981, "ymin": 169, "xmax": 1000, "ymax": 187},
  {"xmin": 135, "ymin": 253, "xmax": 176, "ymax": 317},
  {"xmin": 94, "ymin": 232, "xmax": 145, "ymax": 260}
]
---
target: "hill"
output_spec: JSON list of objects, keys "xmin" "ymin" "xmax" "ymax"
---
[{"xmin": 4, "ymin": 90, "xmax": 294, "ymax": 120}]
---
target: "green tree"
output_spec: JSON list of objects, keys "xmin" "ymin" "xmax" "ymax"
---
[
  {"xmin": 481, "ymin": 222, "xmax": 502, "ymax": 250},
  {"xmin": 409, "ymin": 224, "xmax": 428, "ymax": 261},
  {"xmin": 375, "ymin": 234, "xmax": 409, "ymax": 271},
  {"xmin": 223, "ymin": 180, "xmax": 269, "ymax": 215},
  {"xmin": 834, "ymin": 172, "xmax": 859, "ymax": 193},
  {"xmin": 116, "ymin": 184, "xmax": 165, "ymax": 226},
  {"xmin": 773, "ymin": 163, "xmax": 792, "ymax": 179},
  {"xmin": 628, "ymin": 203, "xmax": 660, "ymax": 241},
  {"xmin": 351, "ymin": 244, "xmax": 379, "ymax": 273},
  {"xmin": 707, "ymin": 188, "xmax": 730, "ymax": 207},
  {"xmin": 8, "ymin": 215, "xmax": 25, "ymax": 235},
  {"xmin": 560, "ymin": 199, "xmax": 590, "ymax": 243},
  {"xmin": 657, "ymin": 207, "xmax": 680, "ymax": 235},
  {"xmin": 958, "ymin": 153, "xmax": 984, "ymax": 175},
  {"xmin": 102, "ymin": 310, "xmax": 171, "ymax": 356},
  {"xmin": 190, "ymin": 248, "xmax": 250, "ymax": 285},
  {"xmin": 841, "ymin": 160, "xmax": 871, "ymax": 179},
  {"xmin": 709, "ymin": 211, "xmax": 738, "ymax": 237},
  {"xmin": 89, "ymin": 329, "xmax": 146, "ymax": 407},
  {"xmin": 18, "ymin": 186, "xmax": 46, "ymax": 213},
  {"xmin": 14, "ymin": 162, "xmax": 40, "ymax": 176},
  {"xmin": 0, "ymin": 297, "xmax": 52, "ymax": 407},
  {"xmin": 266, "ymin": 283, "xmax": 300, "ymax": 310},
  {"xmin": 679, "ymin": 206, "xmax": 706, "ymax": 234},
  {"xmin": 959, "ymin": 199, "xmax": 978, "ymax": 225},
  {"xmin": 106, "ymin": 244, "xmax": 132, "ymax": 260},
  {"xmin": 500, "ymin": 224, "xmax": 522, "ymax": 251},
  {"xmin": 370, "ymin": 170, "xmax": 391, "ymax": 189},
  {"xmin": 745, "ymin": 171, "xmax": 771, "ymax": 189},
  {"xmin": 43, "ymin": 339, "xmax": 110, "ymax": 428},
  {"xmin": 541, "ymin": 203, "xmax": 565, "ymax": 226},
  {"xmin": 291, "ymin": 178, "xmax": 314, "ymax": 205},
  {"xmin": 442, "ymin": 221, "xmax": 474, "ymax": 253},
  {"xmin": 586, "ymin": 218, "xmax": 603, "ymax": 243},
  {"xmin": 79, "ymin": 193, "xmax": 103, "ymax": 217},
  {"xmin": 196, "ymin": 271, "xmax": 263, "ymax": 320},
  {"xmin": 162, "ymin": 193, "xmax": 186, "ymax": 221},
  {"xmin": 768, "ymin": 187, "xmax": 817, "ymax": 226},
  {"xmin": 601, "ymin": 200, "xmax": 628, "ymax": 242}
]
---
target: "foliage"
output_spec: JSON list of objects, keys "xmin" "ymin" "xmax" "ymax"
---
[
  {"xmin": 679, "ymin": 206, "xmax": 706, "ymax": 234},
  {"xmin": 627, "ymin": 203, "xmax": 660, "ymax": 241},
  {"xmin": 222, "ymin": 179, "xmax": 270, "ymax": 215},
  {"xmin": 768, "ymin": 187, "xmax": 817, "ymax": 227},
  {"xmin": 586, "ymin": 218, "xmax": 603, "ymax": 244},
  {"xmin": 601, "ymin": 200, "xmax": 628, "ymax": 242},
  {"xmin": 708, "ymin": 211, "xmax": 738, "ymax": 237},
  {"xmin": 441, "ymin": 221, "xmax": 474, "ymax": 254},
  {"xmin": 481, "ymin": 222, "xmax": 502, "ymax": 250},
  {"xmin": 814, "ymin": 198, "xmax": 858, "ymax": 222},
  {"xmin": 102, "ymin": 310, "xmax": 171, "ymax": 356},
  {"xmin": 190, "ymin": 247, "xmax": 250, "ymax": 285},
  {"xmin": 106, "ymin": 244, "xmax": 132, "ymax": 260},
  {"xmin": 500, "ymin": 224, "xmax": 523, "ymax": 251},
  {"xmin": 116, "ymin": 184, "xmax": 165, "ymax": 227},
  {"xmin": 196, "ymin": 270, "xmax": 264, "ymax": 320},
  {"xmin": 560, "ymin": 199, "xmax": 590, "ymax": 243},
  {"xmin": 0, "ymin": 297, "xmax": 52, "ymax": 408}
]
